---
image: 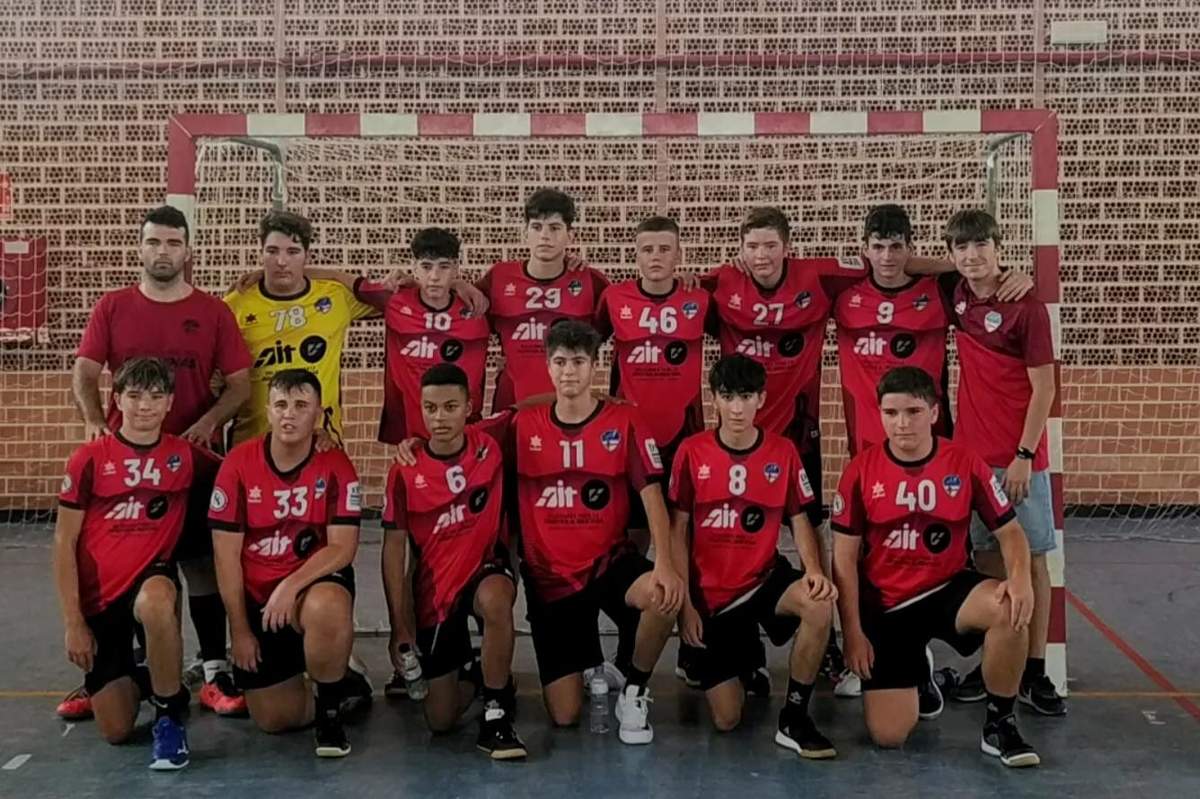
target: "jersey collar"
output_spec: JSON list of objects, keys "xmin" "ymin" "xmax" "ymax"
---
[
  {"xmin": 114, "ymin": 429, "xmax": 162, "ymax": 451},
  {"xmin": 425, "ymin": 437, "xmax": 467, "ymax": 461},
  {"xmin": 637, "ymin": 278, "xmax": 678, "ymax": 299},
  {"xmin": 550, "ymin": 398, "xmax": 605, "ymax": 431},
  {"xmin": 263, "ymin": 432, "xmax": 316, "ymax": 479},
  {"xmin": 258, "ymin": 276, "xmax": 312, "ymax": 302},
  {"xmin": 714, "ymin": 425, "xmax": 763, "ymax": 456},
  {"xmin": 884, "ymin": 436, "xmax": 939, "ymax": 469}
]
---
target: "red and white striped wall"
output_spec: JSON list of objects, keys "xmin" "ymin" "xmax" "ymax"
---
[{"xmin": 166, "ymin": 109, "xmax": 1065, "ymax": 688}]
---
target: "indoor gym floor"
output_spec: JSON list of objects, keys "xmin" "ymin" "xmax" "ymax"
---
[{"xmin": 1, "ymin": 521, "xmax": 1196, "ymax": 799}]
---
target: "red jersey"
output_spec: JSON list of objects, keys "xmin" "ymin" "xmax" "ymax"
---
[
  {"xmin": 830, "ymin": 438, "xmax": 1015, "ymax": 610},
  {"xmin": 58, "ymin": 433, "xmax": 198, "ymax": 616},
  {"xmin": 356, "ymin": 283, "xmax": 491, "ymax": 443},
  {"xmin": 594, "ymin": 279, "xmax": 710, "ymax": 448},
  {"xmin": 514, "ymin": 401, "xmax": 662, "ymax": 602},
  {"xmin": 834, "ymin": 275, "xmax": 950, "ymax": 454},
  {"xmin": 476, "ymin": 261, "xmax": 609, "ymax": 409},
  {"xmin": 669, "ymin": 429, "xmax": 815, "ymax": 615},
  {"xmin": 948, "ymin": 280, "xmax": 1055, "ymax": 471},
  {"xmin": 209, "ymin": 436, "xmax": 362, "ymax": 604},
  {"xmin": 76, "ymin": 286, "xmax": 253, "ymax": 436},
  {"xmin": 382, "ymin": 428, "xmax": 506, "ymax": 629},
  {"xmin": 704, "ymin": 258, "xmax": 864, "ymax": 451}
]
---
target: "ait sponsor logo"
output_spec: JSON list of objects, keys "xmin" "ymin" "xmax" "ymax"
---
[
  {"xmin": 248, "ymin": 531, "xmax": 292, "ymax": 557},
  {"xmin": 853, "ymin": 331, "xmax": 886, "ymax": 356},
  {"xmin": 315, "ymin": 296, "xmax": 333, "ymax": 314},
  {"xmin": 600, "ymin": 429, "xmax": 621, "ymax": 452},
  {"xmin": 681, "ymin": 300, "xmax": 699, "ymax": 319},
  {"xmin": 512, "ymin": 318, "xmax": 547, "ymax": 341},
  {"xmin": 619, "ymin": 305, "xmax": 632, "ymax": 320},
  {"xmin": 105, "ymin": 498, "xmax": 144, "ymax": 520},
  {"xmin": 700, "ymin": 503, "xmax": 738, "ymax": 529},
  {"xmin": 535, "ymin": 480, "xmax": 577, "ymax": 508},
  {"xmin": 627, "ymin": 341, "xmax": 662, "ymax": 364},
  {"xmin": 401, "ymin": 337, "xmax": 437, "ymax": 359},
  {"xmin": 736, "ymin": 336, "xmax": 773, "ymax": 358},
  {"xmin": 567, "ymin": 279, "xmax": 583, "ymax": 297},
  {"xmin": 884, "ymin": 523, "xmax": 920, "ymax": 551},
  {"xmin": 943, "ymin": 474, "xmax": 962, "ymax": 498},
  {"xmin": 432, "ymin": 503, "xmax": 466, "ymax": 535},
  {"xmin": 984, "ymin": 311, "xmax": 1003, "ymax": 333},
  {"xmin": 764, "ymin": 462, "xmax": 781, "ymax": 484}
]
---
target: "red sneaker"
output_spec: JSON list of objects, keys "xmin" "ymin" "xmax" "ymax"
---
[
  {"xmin": 57, "ymin": 685, "xmax": 93, "ymax": 720},
  {"xmin": 199, "ymin": 672, "xmax": 247, "ymax": 717}
]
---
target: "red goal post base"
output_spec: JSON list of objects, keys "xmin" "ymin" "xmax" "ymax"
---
[{"xmin": 165, "ymin": 108, "xmax": 1067, "ymax": 691}]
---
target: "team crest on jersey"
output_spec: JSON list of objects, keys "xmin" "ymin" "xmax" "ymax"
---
[
  {"xmin": 955, "ymin": 301, "xmax": 967, "ymax": 315},
  {"xmin": 414, "ymin": 474, "xmax": 428, "ymax": 489},
  {"xmin": 984, "ymin": 311, "xmax": 1003, "ymax": 333},
  {"xmin": 61, "ymin": 474, "xmax": 72, "ymax": 493},
  {"xmin": 681, "ymin": 301, "xmax": 699, "ymax": 319},
  {"xmin": 989, "ymin": 475, "xmax": 1010, "ymax": 506},
  {"xmin": 210, "ymin": 488, "xmax": 228, "ymax": 512},
  {"xmin": 913, "ymin": 294, "xmax": 930, "ymax": 311},
  {"xmin": 831, "ymin": 492, "xmax": 844, "ymax": 516},
  {"xmin": 849, "ymin": 294, "xmax": 862, "ymax": 308},
  {"xmin": 764, "ymin": 462, "xmax": 781, "ymax": 483},
  {"xmin": 102, "ymin": 461, "xmax": 116, "ymax": 476},
  {"xmin": 166, "ymin": 454, "xmax": 182, "ymax": 472},
  {"xmin": 728, "ymin": 293, "xmax": 742, "ymax": 310},
  {"xmin": 248, "ymin": 486, "xmax": 262, "ymax": 504},
  {"xmin": 600, "ymin": 429, "xmax": 622, "ymax": 452},
  {"xmin": 504, "ymin": 283, "xmax": 516, "ymax": 296},
  {"xmin": 619, "ymin": 305, "xmax": 632, "ymax": 320},
  {"xmin": 459, "ymin": 306, "xmax": 474, "ymax": 319},
  {"xmin": 567, "ymin": 279, "xmax": 584, "ymax": 297},
  {"xmin": 528, "ymin": 435, "xmax": 542, "ymax": 452},
  {"xmin": 314, "ymin": 477, "xmax": 327, "ymax": 500},
  {"xmin": 697, "ymin": 464, "xmax": 711, "ymax": 480},
  {"xmin": 943, "ymin": 474, "xmax": 962, "ymax": 498},
  {"xmin": 872, "ymin": 481, "xmax": 886, "ymax": 499},
  {"xmin": 315, "ymin": 296, "xmax": 333, "ymax": 314},
  {"xmin": 794, "ymin": 291, "xmax": 812, "ymax": 310}
]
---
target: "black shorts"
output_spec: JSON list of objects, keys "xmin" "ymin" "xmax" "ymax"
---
[
  {"xmin": 678, "ymin": 556, "xmax": 804, "ymax": 691},
  {"xmin": 232, "ymin": 567, "xmax": 356, "ymax": 692},
  {"xmin": 416, "ymin": 561, "xmax": 515, "ymax": 681},
  {"xmin": 83, "ymin": 562, "xmax": 179, "ymax": 695},
  {"xmin": 173, "ymin": 454, "xmax": 219, "ymax": 562},
  {"xmin": 524, "ymin": 551, "xmax": 653, "ymax": 686},
  {"xmin": 861, "ymin": 570, "xmax": 990, "ymax": 691}
]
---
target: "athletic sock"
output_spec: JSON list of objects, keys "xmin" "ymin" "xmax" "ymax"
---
[
  {"xmin": 482, "ymin": 684, "xmax": 507, "ymax": 706},
  {"xmin": 985, "ymin": 692, "xmax": 1016, "ymax": 726},
  {"xmin": 187, "ymin": 593, "xmax": 228, "ymax": 667},
  {"xmin": 784, "ymin": 678, "xmax": 815, "ymax": 719},
  {"xmin": 315, "ymin": 680, "xmax": 343, "ymax": 721},
  {"xmin": 625, "ymin": 665, "xmax": 652, "ymax": 689},
  {"xmin": 152, "ymin": 688, "xmax": 189, "ymax": 723},
  {"xmin": 1022, "ymin": 657, "xmax": 1046, "ymax": 683}
]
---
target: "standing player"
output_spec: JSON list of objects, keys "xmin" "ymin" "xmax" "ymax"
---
[
  {"xmin": 381, "ymin": 364, "xmax": 526, "ymax": 760},
  {"xmin": 515, "ymin": 320, "xmax": 683, "ymax": 743},
  {"xmin": 476, "ymin": 189, "xmax": 610, "ymax": 410},
  {"xmin": 54, "ymin": 358, "xmax": 198, "ymax": 769},
  {"xmin": 209, "ymin": 370, "xmax": 363, "ymax": 757},
  {"xmin": 940, "ymin": 210, "xmax": 1064, "ymax": 716},
  {"xmin": 831, "ymin": 366, "xmax": 1041, "ymax": 767},
  {"xmin": 669, "ymin": 355, "xmax": 838, "ymax": 759},
  {"xmin": 68, "ymin": 206, "xmax": 252, "ymax": 720},
  {"xmin": 355, "ymin": 228, "xmax": 491, "ymax": 442},
  {"xmin": 224, "ymin": 211, "xmax": 379, "ymax": 447}
]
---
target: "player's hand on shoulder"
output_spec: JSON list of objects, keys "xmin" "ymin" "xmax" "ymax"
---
[
  {"xmin": 229, "ymin": 269, "xmax": 264, "ymax": 294},
  {"xmin": 231, "ymin": 629, "xmax": 261, "ymax": 672},
  {"xmin": 679, "ymin": 603, "xmax": 705, "ymax": 648},
  {"xmin": 394, "ymin": 438, "xmax": 424, "ymax": 466},
  {"xmin": 995, "ymin": 269, "xmax": 1034, "ymax": 302},
  {"xmin": 731, "ymin": 255, "xmax": 751, "ymax": 275},
  {"xmin": 564, "ymin": 253, "xmax": 586, "ymax": 271},
  {"xmin": 382, "ymin": 267, "xmax": 412, "ymax": 293},
  {"xmin": 453, "ymin": 279, "xmax": 490, "ymax": 315},
  {"xmin": 83, "ymin": 417, "xmax": 110, "ymax": 441},
  {"xmin": 313, "ymin": 429, "xmax": 341, "ymax": 453},
  {"xmin": 843, "ymin": 626, "xmax": 874, "ymax": 680},
  {"xmin": 676, "ymin": 270, "xmax": 702, "ymax": 292},
  {"xmin": 182, "ymin": 419, "xmax": 217, "ymax": 450},
  {"xmin": 64, "ymin": 621, "xmax": 96, "ymax": 673},
  {"xmin": 804, "ymin": 572, "xmax": 838, "ymax": 603}
]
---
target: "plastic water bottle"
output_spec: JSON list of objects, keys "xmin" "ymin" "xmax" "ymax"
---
[
  {"xmin": 398, "ymin": 644, "xmax": 428, "ymax": 701},
  {"xmin": 589, "ymin": 675, "xmax": 610, "ymax": 733}
]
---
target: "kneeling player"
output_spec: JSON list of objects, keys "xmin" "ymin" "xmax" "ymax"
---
[
  {"xmin": 53, "ymin": 357, "xmax": 196, "ymax": 769},
  {"xmin": 210, "ymin": 370, "xmax": 364, "ymax": 757},
  {"xmin": 516, "ymin": 320, "xmax": 684, "ymax": 743},
  {"xmin": 381, "ymin": 364, "xmax": 526, "ymax": 760},
  {"xmin": 831, "ymin": 366, "xmax": 1041, "ymax": 767},
  {"xmin": 669, "ymin": 355, "xmax": 838, "ymax": 758}
]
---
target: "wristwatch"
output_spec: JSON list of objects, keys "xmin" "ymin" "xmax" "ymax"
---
[{"xmin": 1015, "ymin": 447, "xmax": 1035, "ymax": 461}]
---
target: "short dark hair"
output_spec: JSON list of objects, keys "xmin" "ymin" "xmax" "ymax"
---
[
  {"xmin": 113, "ymin": 356, "xmax": 174, "ymax": 395},
  {"xmin": 708, "ymin": 354, "xmax": 767, "ymax": 395},
  {"xmin": 141, "ymin": 206, "xmax": 189, "ymax": 244},
  {"xmin": 259, "ymin": 210, "xmax": 314, "ymax": 251},
  {"xmin": 739, "ymin": 207, "xmax": 790, "ymax": 244},
  {"xmin": 420, "ymin": 363, "xmax": 469, "ymax": 397},
  {"xmin": 524, "ymin": 188, "xmax": 576, "ymax": 226},
  {"xmin": 544, "ymin": 319, "xmax": 601, "ymax": 361},
  {"xmin": 943, "ymin": 209, "xmax": 1002, "ymax": 249},
  {"xmin": 863, "ymin": 204, "xmax": 913, "ymax": 244},
  {"xmin": 876, "ymin": 366, "xmax": 937, "ymax": 406},
  {"xmin": 635, "ymin": 216, "xmax": 680, "ymax": 238},
  {"xmin": 268, "ymin": 368, "xmax": 322, "ymax": 400},
  {"xmin": 411, "ymin": 227, "xmax": 460, "ymax": 261}
]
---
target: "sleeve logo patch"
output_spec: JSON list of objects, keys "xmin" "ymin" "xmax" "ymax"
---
[
  {"xmin": 61, "ymin": 474, "xmax": 72, "ymax": 494},
  {"xmin": 346, "ymin": 481, "xmax": 362, "ymax": 513},
  {"xmin": 798, "ymin": 468, "xmax": 814, "ymax": 500},
  {"xmin": 209, "ymin": 487, "xmax": 228, "ymax": 512},
  {"xmin": 645, "ymin": 439, "xmax": 663, "ymax": 470},
  {"xmin": 989, "ymin": 475, "xmax": 1010, "ymax": 507},
  {"xmin": 831, "ymin": 492, "xmax": 845, "ymax": 516}
]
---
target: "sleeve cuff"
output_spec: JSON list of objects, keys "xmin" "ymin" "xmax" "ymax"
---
[
  {"xmin": 988, "ymin": 508, "xmax": 1018, "ymax": 531},
  {"xmin": 210, "ymin": 520, "xmax": 243, "ymax": 532},
  {"xmin": 331, "ymin": 515, "xmax": 361, "ymax": 526},
  {"xmin": 58, "ymin": 499, "xmax": 82, "ymax": 510},
  {"xmin": 830, "ymin": 521, "xmax": 860, "ymax": 536}
]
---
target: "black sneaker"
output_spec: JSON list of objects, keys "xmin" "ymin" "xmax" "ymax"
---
[
  {"xmin": 384, "ymin": 670, "xmax": 408, "ymax": 699},
  {"xmin": 953, "ymin": 664, "xmax": 986, "ymax": 703},
  {"xmin": 314, "ymin": 714, "xmax": 351, "ymax": 758},
  {"xmin": 819, "ymin": 639, "xmax": 846, "ymax": 683},
  {"xmin": 775, "ymin": 711, "xmax": 837, "ymax": 760},
  {"xmin": 981, "ymin": 714, "xmax": 1040, "ymax": 767},
  {"xmin": 741, "ymin": 667, "xmax": 772, "ymax": 698},
  {"xmin": 918, "ymin": 647, "xmax": 944, "ymax": 720},
  {"xmin": 1019, "ymin": 674, "xmax": 1067, "ymax": 716},
  {"xmin": 476, "ymin": 701, "xmax": 527, "ymax": 760},
  {"xmin": 338, "ymin": 659, "xmax": 373, "ymax": 718}
]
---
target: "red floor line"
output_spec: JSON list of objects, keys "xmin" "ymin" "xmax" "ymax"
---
[{"xmin": 1066, "ymin": 588, "xmax": 1200, "ymax": 723}]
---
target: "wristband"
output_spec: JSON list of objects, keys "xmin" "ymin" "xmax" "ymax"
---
[{"xmin": 1015, "ymin": 447, "xmax": 1035, "ymax": 461}]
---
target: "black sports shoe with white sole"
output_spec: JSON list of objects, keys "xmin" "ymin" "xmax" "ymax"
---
[
  {"xmin": 981, "ymin": 714, "xmax": 1040, "ymax": 768},
  {"xmin": 954, "ymin": 664, "xmax": 986, "ymax": 703},
  {"xmin": 775, "ymin": 711, "xmax": 837, "ymax": 760},
  {"xmin": 477, "ymin": 702, "xmax": 527, "ymax": 760},
  {"xmin": 314, "ymin": 714, "xmax": 351, "ymax": 758},
  {"xmin": 1019, "ymin": 674, "xmax": 1067, "ymax": 716}
]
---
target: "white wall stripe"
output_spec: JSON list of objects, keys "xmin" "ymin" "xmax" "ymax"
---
[
  {"xmin": 246, "ymin": 113, "xmax": 306, "ymax": 137},
  {"xmin": 474, "ymin": 113, "xmax": 532, "ymax": 137},
  {"xmin": 1032, "ymin": 189, "xmax": 1061, "ymax": 245},
  {"xmin": 1047, "ymin": 301, "xmax": 1062, "ymax": 360},
  {"xmin": 922, "ymin": 109, "xmax": 983, "ymax": 133},
  {"xmin": 165, "ymin": 194, "xmax": 196, "ymax": 241},
  {"xmin": 1048, "ymin": 417, "xmax": 1064, "ymax": 473},
  {"xmin": 360, "ymin": 114, "xmax": 418, "ymax": 137},
  {"xmin": 585, "ymin": 113, "xmax": 642, "ymax": 137},
  {"xmin": 1047, "ymin": 529, "xmax": 1066, "ymax": 586},
  {"xmin": 1045, "ymin": 643, "xmax": 1068, "ymax": 695},
  {"xmin": 809, "ymin": 112, "xmax": 868, "ymax": 135},
  {"xmin": 698, "ymin": 112, "xmax": 756, "ymax": 136}
]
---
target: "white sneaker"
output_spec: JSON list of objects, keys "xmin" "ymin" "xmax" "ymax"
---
[
  {"xmin": 614, "ymin": 684, "xmax": 653, "ymax": 745},
  {"xmin": 584, "ymin": 662, "xmax": 626, "ymax": 695},
  {"xmin": 833, "ymin": 670, "xmax": 862, "ymax": 698}
]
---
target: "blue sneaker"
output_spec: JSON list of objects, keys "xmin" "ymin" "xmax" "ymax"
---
[{"xmin": 149, "ymin": 716, "xmax": 189, "ymax": 771}]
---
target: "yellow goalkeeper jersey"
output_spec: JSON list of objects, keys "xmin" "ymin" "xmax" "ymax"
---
[{"xmin": 224, "ymin": 277, "xmax": 378, "ymax": 445}]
